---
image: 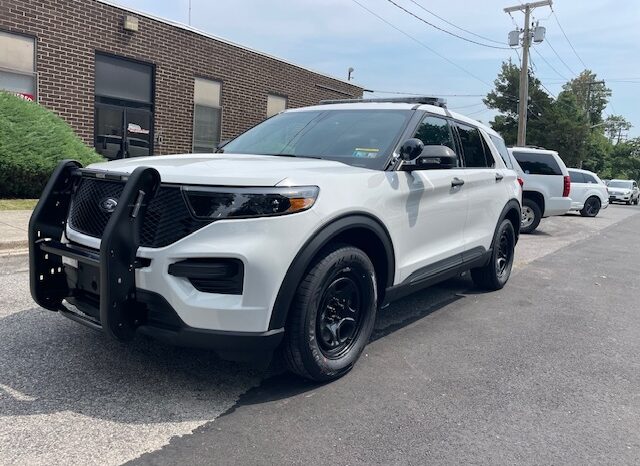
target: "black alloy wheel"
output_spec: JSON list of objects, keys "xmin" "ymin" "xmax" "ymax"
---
[
  {"xmin": 471, "ymin": 218, "xmax": 516, "ymax": 291},
  {"xmin": 580, "ymin": 196, "xmax": 601, "ymax": 217},
  {"xmin": 283, "ymin": 245, "xmax": 377, "ymax": 382},
  {"xmin": 316, "ymin": 274, "xmax": 363, "ymax": 359}
]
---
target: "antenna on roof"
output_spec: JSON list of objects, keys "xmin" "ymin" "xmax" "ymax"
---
[{"xmin": 319, "ymin": 96, "xmax": 447, "ymax": 108}]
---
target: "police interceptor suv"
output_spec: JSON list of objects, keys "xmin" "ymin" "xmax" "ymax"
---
[{"xmin": 29, "ymin": 97, "xmax": 521, "ymax": 381}]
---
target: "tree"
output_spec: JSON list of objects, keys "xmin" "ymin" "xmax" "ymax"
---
[
  {"xmin": 604, "ymin": 115, "xmax": 632, "ymax": 144},
  {"xmin": 562, "ymin": 70, "xmax": 611, "ymax": 126},
  {"xmin": 545, "ymin": 91, "xmax": 590, "ymax": 167},
  {"xmin": 484, "ymin": 60, "xmax": 553, "ymax": 147}
]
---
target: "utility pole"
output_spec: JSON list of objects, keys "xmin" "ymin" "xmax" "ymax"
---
[
  {"xmin": 504, "ymin": 0, "xmax": 552, "ymax": 146},
  {"xmin": 584, "ymin": 80, "xmax": 605, "ymax": 127}
]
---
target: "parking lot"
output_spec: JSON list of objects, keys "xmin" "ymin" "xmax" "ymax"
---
[{"xmin": 1, "ymin": 204, "xmax": 639, "ymax": 465}]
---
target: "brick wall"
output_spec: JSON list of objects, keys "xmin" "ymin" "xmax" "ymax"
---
[{"xmin": 0, "ymin": 0, "xmax": 363, "ymax": 154}]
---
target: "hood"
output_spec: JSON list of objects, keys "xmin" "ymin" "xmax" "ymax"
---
[
  {"xmin": 607, "ymin": 186, "xmax": 631, "ymax": 194},
  {"xmin": 86, "ymin": 153, "xmax": 367, "ymax": 186}
]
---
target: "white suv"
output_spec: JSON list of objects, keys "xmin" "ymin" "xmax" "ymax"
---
[
  {"xmin": 506, "ymin": 147, "xmax": 572, "ymax": 233},
  {"xmin": 567, "ymin": 168, "xmax": 609, "ymax": 216},
  {"xmin": 607, "ymin": 179, "xmax": 640, "ymax": 205},
  {"xmin": 29, "ymin": 97, "xmax": 521, "ymax": 381}
]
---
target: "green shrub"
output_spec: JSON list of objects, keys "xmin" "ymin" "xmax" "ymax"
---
[{"xmin": 0, "ymin": 91, "xmax": 103, "ymax": 198}]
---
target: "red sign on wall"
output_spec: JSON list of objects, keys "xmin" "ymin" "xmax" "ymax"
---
[{"xmin": 11, "ymin": 92, "xmax": 35, "ymax": 102}]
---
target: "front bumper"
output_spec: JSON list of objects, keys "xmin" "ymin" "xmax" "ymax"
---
[{"xmin": 28, "ymin": 160, "xmax": 298, "ymax": 359}]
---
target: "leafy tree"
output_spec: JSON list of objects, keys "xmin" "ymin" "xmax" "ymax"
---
[
  {"xmin": 603, "ymin": 115, "xmax": 632, "ymax": 144},
  {"xmin": 544, "ymin": 91, "xmax": 590, "ymax": 167},
  {"xmin": 562, "ymin": 70, "xmax": 611, "ymax": 126},
  {"xmin": 483, "ymin": 60, "xmax": 552, "ymax": 146}
]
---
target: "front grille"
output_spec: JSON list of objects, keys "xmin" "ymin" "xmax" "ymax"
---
[{"xmin": 68, "ymin": 177, "xmax": 211, "ymax": 248}]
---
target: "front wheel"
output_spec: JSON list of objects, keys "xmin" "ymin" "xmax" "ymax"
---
[
  {"xmin": 471, "ymin": 219, "xmax": 516, "ymax": 291},
  {"xmin": 580, "ymin": 196, "xmax": 601, "ymax": 217},
  {"xmin": 283, "ymin": 245, "xmax": 377, "ymax": 382}
]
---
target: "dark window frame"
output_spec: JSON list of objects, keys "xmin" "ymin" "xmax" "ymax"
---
[{"xmin": 93, "ymin": 51, "xmax": 155, "ymax": 157}]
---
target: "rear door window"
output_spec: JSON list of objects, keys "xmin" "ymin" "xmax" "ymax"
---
[
  {"xmin": 569, "ymin": 170, "xmax": 585, "ymax": 183},
  {"xmin": 583, "ymin": 173, "xmax": 598, "ymax": 184},
  {"xmin": 512, "ymin": 151, "xmax": 562, "ymax": 175},
  {"xmin": 456, "ymin": 123, "xmax": 493, "ymax": 168},
  {"xmin": 489, "ymin": 134, "xmax": 512, "ymax": 169}
]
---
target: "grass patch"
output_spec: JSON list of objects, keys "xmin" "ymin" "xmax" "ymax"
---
[{"xmin": 0, "ymin": 199, "xmax": 38, "ymax": 210}]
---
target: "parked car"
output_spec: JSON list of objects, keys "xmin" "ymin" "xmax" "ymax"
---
[
  {"xmin": 607, "ymin": 179, "xmax": 640, "ymax": 205},
  {"xmin": 567, "ymin": 168, "xmax": 609, "ymax": 217},
  {"xmin": 29, "ymin": 96, "xmax": 521, "ymax": 381},
  {"xmin": 505, "ymin": 147, "xmax": 571, "ymax": 233}
]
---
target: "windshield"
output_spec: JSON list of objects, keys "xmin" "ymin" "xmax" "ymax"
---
[
  {"xmin": 608, "ymin": 180, "xmax": 633, "ymax": 189},
  {"xmin": 221, "ymin": 109, "xmax": 412, "ymax": 170}
]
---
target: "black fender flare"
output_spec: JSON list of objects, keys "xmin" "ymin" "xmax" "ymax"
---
[
  {"xmin": 493, "ymin": 199, "xmax": 521, "ymax": 248},
  {"xmin": 268, "ymin": 213, "xmax": 395, "ymax": 330}
]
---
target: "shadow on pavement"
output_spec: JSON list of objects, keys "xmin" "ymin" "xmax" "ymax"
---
[{"xmin": 0, "ymin": 274, "xmax": 480, "ymax": 423}]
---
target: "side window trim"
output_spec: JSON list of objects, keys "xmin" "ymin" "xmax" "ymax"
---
[
  {"xmin": 413, "ymin": 112, "xmax": 464, "ymax": 169},
  {"xmin": 453, "ymin": 119, "xmax": 494, "ymax": 169}
]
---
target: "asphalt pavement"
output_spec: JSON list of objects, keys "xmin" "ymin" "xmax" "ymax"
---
[{"xmin": 1, "ymin": 205, "xmax": 639, "ymax": 465}]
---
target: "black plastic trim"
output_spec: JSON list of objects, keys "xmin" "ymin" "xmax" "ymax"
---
[
  {"xmin": 384, "ymin": 247, "xmax": 491, "ymax": 304},
  {"xmin": 268, "ymin": 213, "xmax": 395, "ymax": 330}
]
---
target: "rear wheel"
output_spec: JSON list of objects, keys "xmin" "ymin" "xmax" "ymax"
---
[
  {"xmin": 283, "ymin": 245, "xmax": 377, "ymax": 382},
  {"xmin": 520, "ymin": 198, "xmax": 542, "ymax": 234},
  {"xmin": 580, "ymin": 196, "xmax": 601, "ymax": 217},
  {"xmin": 471, "ymin": 219, "xmax": 516, "ymax": 291}
]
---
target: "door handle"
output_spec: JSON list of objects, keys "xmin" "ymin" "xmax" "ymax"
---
[
  {"xmin": 495, "ymin": 172, "xmax": 504, "ymax": 181},
  {"xmin": 451, "ymin": 177, "xmax": 465, "ymax": 187}
]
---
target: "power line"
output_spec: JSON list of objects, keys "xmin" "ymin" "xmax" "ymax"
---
[
  {"xmin": 383, "ymin": 0, "xmax": 512, "ymax": 50},
  {"xmin": 551, "ymin": 8, "xmax": 588, "ymax": 69},
  {"xmin": 405, "ymin": 0, "xmax": 506, "ymax": 46},
  {"xmin": 545, "ymin": 38, "xmax": 577, "ymax": 77},
  {"xmin": 450, "ymin": 102, "xmax": 487, "ymax": 110},
  {"xmin": 531, "ymin": 47, "xmax": 569, "ymax": 81},
  {"xmin": 349, "ymin": 0, "xmax": 493, "ymax": 88},
  {"xmin": 366, "ymin": 89, "xmax": 485, "ymax": 97}
]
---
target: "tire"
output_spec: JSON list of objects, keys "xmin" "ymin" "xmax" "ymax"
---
[
  {"xmin": 580, "ymin": 196, "xmax": 601, "ymax": 217},
  {"xmin": 471, "ymin": 219, "xmax": 516, "ymax": 291},
  {"xmin": 283, "ymin": 244, "xmax": 377, "ymax": 382},
  {"xmin": 520, "ymin": 198, "xmax": 542, "ymax": 234}
]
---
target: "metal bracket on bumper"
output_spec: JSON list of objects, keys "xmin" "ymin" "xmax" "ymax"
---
[{"xmin": 29, "ymin": 160, "xmax": 160, "ymax": 341}]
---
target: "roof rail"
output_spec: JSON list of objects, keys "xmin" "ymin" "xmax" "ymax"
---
[{"xmin": 319, "ymin": 96, "xmax": 447, "ymax": 108}]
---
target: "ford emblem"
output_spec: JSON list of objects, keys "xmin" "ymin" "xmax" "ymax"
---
[{"xmin": 100, "ymin": 197, "xmax": 118, "ymax": 213}]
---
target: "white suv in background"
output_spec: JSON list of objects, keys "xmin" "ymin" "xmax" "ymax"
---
[
  {"xmin": 607, "ymin": 179, "xmax": 640, "ymax": 205},
  {"xmin": 506, "ymin": 147, "xmax": 572, "ymax": 233},
  {"xmin": 567, "ymin": 168, "xmax": 609, "ymax": 217},
  {"xmin": 29, "ymin": 97, "xmax": 521, "ymax": 381}
]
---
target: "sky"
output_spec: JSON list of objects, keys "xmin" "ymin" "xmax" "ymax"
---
[{"xmin": 114, "ymin": 0, "xmax": 640, "ymax": 136}]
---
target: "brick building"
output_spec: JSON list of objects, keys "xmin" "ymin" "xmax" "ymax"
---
[{"xmin": 0, "ymin": 0, "xmax": 363, "ymax": 157}]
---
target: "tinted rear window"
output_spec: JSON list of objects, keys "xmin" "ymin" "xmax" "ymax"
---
[
  {"xmin": 568, "ymin": 170, "xmax": 585, "ymax": 183},
  {"xmin": 512, "ymin": 151, "xmax": 562, "ymax": 175}
]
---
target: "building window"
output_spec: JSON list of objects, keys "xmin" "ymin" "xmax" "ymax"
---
[
  {"xmin": 94, "ymin": 53, "xmax": 154, "ymax": 159},
  {"xmin": 266, "ymin": 94, "xmax": 287, "ymax": 117},
  {"xmin": 193, "ymin": 78, "xmax": 222, "ymax": 153},
  {"xmin": 0, "ymin": 31, "xmax": 36, "ymax": 101}
]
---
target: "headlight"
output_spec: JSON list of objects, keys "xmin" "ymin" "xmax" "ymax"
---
[{"xmin": 183, "ymin": 186, "xmax": 319, "ymax": 220}]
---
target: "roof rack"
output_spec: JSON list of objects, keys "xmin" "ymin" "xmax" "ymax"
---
[{"xmin": 318, "ymin": 96, "xmax": 447, "ymax": 108}]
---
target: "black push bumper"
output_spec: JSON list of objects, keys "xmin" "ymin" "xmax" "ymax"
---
[{"xmin": 28, "ymin": 160, "xmax": 283, "ymax": 360}]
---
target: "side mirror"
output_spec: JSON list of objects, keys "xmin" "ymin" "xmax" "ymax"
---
[
  {"xmin": 399, "ymin": 138, "xmax": 424, "ymax": 161},
  {"xmin": 403, "ymin": 145, "xmax": 458, "ymax": 170},
  {"xmin": 417, "ymin": 145, "xmax": 458, "ymax": 168}
]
